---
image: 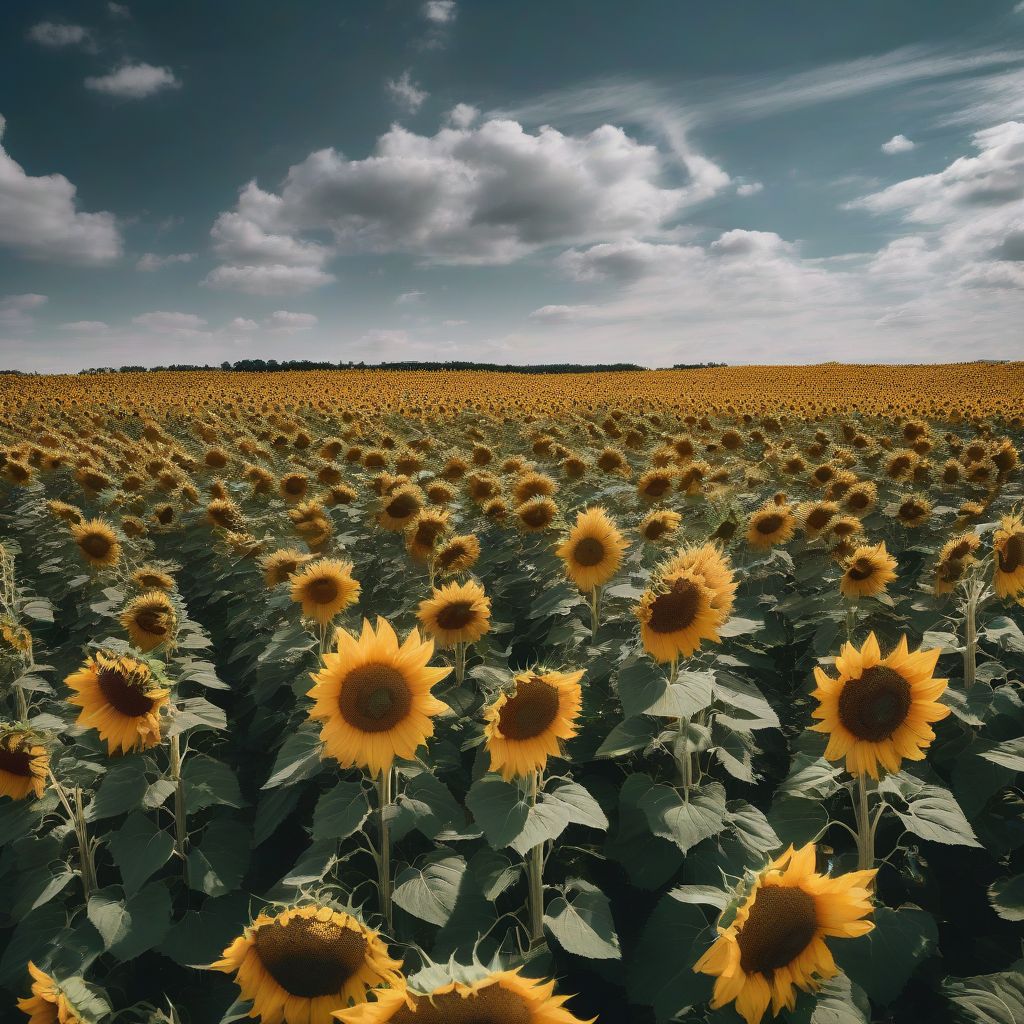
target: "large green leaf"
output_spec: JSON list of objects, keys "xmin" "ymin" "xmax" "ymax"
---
[
  {"xmin": 188, "ymin": 817, "xmax": 251, "ymax": 896},
  {"xmin": 392, "ymin": 849, "xmax": 466, "ymax": 926},
  {"xmin": 262, "ymin": 727, "xmax": 324, "ymax": 789},
  {"xmin": 159, "ymin": 892, "xmax": 251, "ymax": 967},
  {"xmin": 638, "ymin": 781, "xmax": 729, "ymax": 854},
  {"xmin": 988, "ymin": 874, "xmax": 1024, "ymax": 921},
  {"xmin": 466, "ymin": 774, "xmax": 529, "ymax": 849},
  {"xmin": 544, "ymin": 879, "xmax": 621, "ymax": 960},
  {"xmin": 879, "ymin": 773, "xmax": 981, "ymax": 847},
  {"xmin": 108, "ymin": 811, "xmax": 174, "ymax": 896},
  {"xmin": 182, "ymin": 755, "xmax": 244, "ymax": 814},
  {"xmin": 312, "ymin": 781, "xmax": 370, "ymax": 842},
  {"xmin": 767, "ymin": 796, "xmax": 829, "ymax": 847},
  {"xmin": 87, "ymin": 882, "xmax": 172, "ymax": 961},
  {"xmin": 943, "ymin": 965, "xmax": 1024, "ymax": 1024},
  {"xmin": 86, "ymin": 760, "xmax": 148, "ymax": 820},
  {"xmin": 542, "ymin": 780, "xmax": 609, "ymax": 831}
]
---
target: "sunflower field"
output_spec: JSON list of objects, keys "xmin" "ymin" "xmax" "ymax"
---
[{"xmin": 1, "ymin": 363, "xmax": 1023, "ymax": 1024}]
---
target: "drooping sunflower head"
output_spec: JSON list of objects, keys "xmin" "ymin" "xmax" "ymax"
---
[
  {"xmin": 433, "ymin": 533, "xmax": 481, "ymax": 577},
  {"xmin": 47, "ymin": 500, "xmax": 83, "ymax": 525},
  {"xmin": 635, "ymin": 568, "xmax": 723, "ymax": 663},
  {"xmin": 483, "ymin": 668, "xmax": 584, "ymax": 781},
  {"xmin": 417, "ymin": 579, "xmax": 491, "ymax": 649},
  {"xmin": 516, "ymin": 496, "xmax": 558, "ymax": 533},
  {"xmin": 513, "ymin": 470, "xmax": 558, "ymax": 505},
  {"xmin": 639, "ymin": 508, "xmax": 682, "ymax": 543},
  {"xmin": 130, "ymin": 565, "xmax": 176, "ymax": 592},
  {"xmin": 839, "ymin": 542, "xmax": 897, "ymax": 599},
  {"xmin": 212, "ymin": 905, "xmax": 404, "ymax": 1024},
  {"xmin": 206, "ymin": 497, "xmax": 243, "ymax": 531},
  {"xmin": 746, "ymin": 503, "xmax": 796, "ymax": 550},
  {"xmin": 307, "ymin": 617, "xmax": 450, "ymax": 776},
  {"xmin": 993, "ymin": 513, "xmax": 1024, "ymax": 599},
  {"xmin": 120, "ymin": 590, "xmax": 177, "ymax": 652},
  {"xmin": 800, "ymin": 501, "xmax": 839, "ymax": 540},
  {"xmin": 933, "ymin": 532, "xmax": 981, "ymax": 595},
  {"xmin": 263, "ymin": 547, "xmax": 314, "ymax": 588},
  {"xmin": 663, "ymin": 541, "xmax": 737, "ymax": 616},
  {"xmin": 291, "ymin": 559, "xmax": 361, "ymax": 626},
  {"xmin": 843, "ymin": 481, "xmax": 877, "ymax": 516},
  {"xmin": 378, "ymin": 484, "xmax": 424, "ymax": 532},
  {"xmin": 556, "ymin": 506, "xmax": 628, "ymax": 592},
  {"xmin": 16, "ymin": 962, "xmax": 87, "ymax": 1024},
  {"xmin": 279, "ymin": 472, "xmax": 310, "ymax": 503},
  {"xmin": 70, "ymin": 518, "xmax": 121, "ymax": 569},
  {"xmin": 811, "ymin": 632, "xmax": 950, "ymax": 779},
  {"xmin": 637, "ymin": 467, "xmax": 676, "ymax": 501},
  {"xmin": 894, "ymin": 494, "xmax": 932, "ymax": 529},
  {"xmin": 694, "ymin": 843, "xmax": 875, "ymax": 1024},
  {"xmin": 333, "ymin": 968, "xmax": 593, "ymax": 1023},
  {"xmin": 405, "ymin": 508, "xmax": 451, "ymax": 562},
  {"xmin": 65, "ymin": 650, "xmax": 169, "ymax": 755},
  {"xmin": 0, "ymin": 727, "xmax": 48, "ymax": 801}
]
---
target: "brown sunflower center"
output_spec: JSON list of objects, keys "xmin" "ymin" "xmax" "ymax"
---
[
  {"xmin": 647, "ymin": 577, "xmax": 700, "ymax": 634},
  {"xmin": 98, "ymin": 667, "xmax": 156, "ymax": 717},
  {"xmin": 401, "ymin": 984, "xmax": 534, "ymax": 1024},
  {"xmin": 436, "ymin": 543, "xmax": 466, "ymax": 569},
  {"xmin": 435, "ymin": 600, "xmax": 476, "ymax": 631},
  {"xmin": 737, "ymin": 884, "xmax": 818, "ymax": 976},
  {"xmin": 755, "ymin": 513, "xmax": 785, "ymax": 535},
  {"xmin": 806, "ymin": 507, "xmax": 833, "ymax": 530},
  {"xmin": 339, "ymin": 663, "xmax": 412, "ymax": 733},
  {"xmin": 283, "ymin": 476, "xmax": 306, "ymax": 494},
  {"xmin": 0, "ymin": 744, "xmax": 32, "ymax": 778},
  {"xmin": 253, "ymin": 915, "xmax": 369, "ymax": 998},
  {"xmin": 306, "ymin": 577, "xmax": 340, "ymax": 605},
  {"xmin": 386, "ymin": 493, "xmax": 419, "ymax": 519},
  {"xmin": 643, "ymin": 477, "xmax": 670, "ymax": 497},
  {"xmin": 521, "ymin": 503, "xmax": 553, "ymax": 528},
  {"xmin": 899, "ymin": 501, "xmax": 925, "ymax": 520},
  {"xmin": 644, "ymin": 521, "xmax": 668, "ymax": 540},
  {"xmin": 572, "ymin": 536, "xmax": 606, "ymax": 567},
  {"xmin": 134, "ymin": 605, "xmax": 170, "ymax": 636},
  {"xmin": 846, "ymin": 557, "xmax": 877, "ymax": 582},
  {"xmin": 497, "ymin": 678, "xmax": 560, "ymax": 740},
  {"xmin": 998, "ymin": 533, "xmax": 1024, "ymax": 574},
  {"xmin": 80, "ymin": 532, "xmax": 112, "ymax": 558},
  {"xmin": 838, "ymin": 666, "xmax": 912, "ymax": 741}
]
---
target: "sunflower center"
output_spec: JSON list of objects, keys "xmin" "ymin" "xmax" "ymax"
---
[
  {"xmin": 497, "ymin": 678, "xmax": 560, "ymax": 740},
  {"xmin": 81, "ymin": 533, "xmax": 112, "ymax": 558},
  {"xmin": 806, "ymin": 507, "xmax": 832, "ymax": 530},
  {"xmin": 647, "ymin": 577, "xmax": 700, "ymax": 634},
  {"xmin": 253, "ymin": 916, "xmax": 369, "ymax": 998},
  {"xmin": 306, "ymin": 577, "xmax": 340, "ymax": 605},
  {"xmin": 521, "ymin": 503, "xmax": 552, "ymax": 528},
  {"xmin": 846, "ymin": 557, "xmax": 876, "ymax": 582},
  {"xmin": 435, "ymin": 600, "xmax": 476, "ymax": 630},
  {"xmin": 339, "ymin": 663, "xmax": 412, "ymax": 733},
  {"xmin": 436, "ymin": 543, "xmax": 466, "ymax": 569},
  {"xmin": 838, "ymin": 666, "xmax": 912, "ymax": 741},
  {"xmin": 134, "ymin": 606, "xmax": 169, "ymax": 636},
  {"xmin": 283, "ymin": 477, "xmax": 305, "ymax": 494},
  {"xmin": 0, "ymin": 745, "xmax": 32, "ymax": 778},
  {"xmin": 848, "ymin": 490, "xmax": 869, "ymax": 509},
  {"xmin": 573, "ymin": 536, "xmax": 606, "ymax": 567},
  {"xmin": 644, "ymin": 520, "xmax": 668, "ymax": 540},
  {"xmin": 998, "ymin": 533, "xmax": 1024, "ymax": 574},
  {"xmin": 737, "ymin": 884, "xmax": 818, "ymax": 976},
  {"xmin": 386, "ymin": 493, "xmax": 418, "ymax": 519},
  {"xmin": 755, "ymin": 514, "xmax": 785, "ymax": 535},
  {"xmin": 98, "ymin": 667, "xmax": 156, "ymax": 717},
  {"xmin": 644, "ymin": 477, "xmax": 670, "ymax": 497},
  {"xmin": 899, "ymin": 501, "xmax": 925, "ymax": 520}
]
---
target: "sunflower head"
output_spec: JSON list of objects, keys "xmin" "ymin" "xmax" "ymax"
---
[
  {"xmin": 516, "ymin": 496, "xmax": 558, "ymax": 533},
  {"xmin": 308, "ymin": 617, "xmax": 450, "ymax": 776},
  {"xmin": 212, "ymin": 905, "xmax": 403, "ymax": 1024},
  {"xmin": 120, "ymin": 591, "xmax": 177, "ymax": 652},
  {"xmin": 694, "ymin": 844, "xmax": 875, "ymax": 1024},
  {"xmin": 291, "ymin": 558, "xmax": 361, "ymax": 626},
  {"xmin": 839, "ymin": 542, "xmax": 897, "ymax": 599},
  {"xmin": 70, "ymin": 518, "xmax": 121, "ymax": 569},
  {"xmin": 639, "ymin": 508, "xmax": 682, "ymax": 543},
  {"xmin": 405, "ymin": 508, "xmax": 451, "ymax": 562},
  {"xmin": 556, "ymin": 506, "xmax": 628, "ymax": 591},
  {"xmin": 17, "ymin": 962, "xmax": 88, "ymax": 1024},
  {"xmin": 993, "ymin": 513, "xmax": 1024, "ymax": 598},
  {"xmin": 894, "ymin": 494, "xmax": 932, "ymax": 529},
  {"xmin": 0, "ymin": 727, "xmax": 48, "ymax": 801},
  {"xmin": 263, "ymin": 547, "xmax": 314, "ymax": 588},
  {"xmin": 378, "ymin": 484, "xmax": 424, "ymax": 532},
  {"xmin": 433, "ymin": 533, "xmax": 481, "ymax": 577},
  {"xmin": 635, "ymin": 566, "xmax": 725, "ymax": 664},
  {"xmin": 130, "ymin": 566, "xmax": 176, "ymax": 591},
  {"xmin": 746, "ymin": 503, "xmax": 796, "ymax": 550},
  {"xmin": 811, "ymin": 632, "xmax": 950, "ymax": 779},
  {"xmin": 417, "ymin": 579, "xmax": 492, "ymax": 649},
  {"xmin": 279, "ymin": 472, "xmax": 310, "ymax": 502},
  {"xmin": 483, "ymin": 669, "xmax": 584, "ymax": 781}
]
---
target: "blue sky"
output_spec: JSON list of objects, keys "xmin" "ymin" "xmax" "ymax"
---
[{"xmin": 1, "ymin": 0, "xmax": 1022, "ymax": 372}]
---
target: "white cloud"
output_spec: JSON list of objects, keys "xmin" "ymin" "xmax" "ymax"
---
[
  {"xmin": 60, "ymin": 320, "xmax": 110, "ymax": 333},
  {"xmin": 265, "ymin": 310, "xmax": 318, "ymax": 332},
  {"xmin": 0, "ymin": 294, "xmax": 47, "ymax": 331},
  {"xmin": 441, "ymin": 318, "xmax": 467, "ymax": 327},
  {"xmin": 737, "ymin": 180, "xmax": 764, "ymax": 196},
  {"xmin": 0, "ymin": 115, "xmax": 122, "ymax": 264},
  {"xmin": 423, "ymin": 1, "xmax": 456, "ymax": 23},
  {"xmin": 387, "ymin": 71, "xmax": 428, "ymax": 113},
  {"xmin": 227, "ymin": 317, "xmax": 259, "ymax": 331},
  {"xmin": 202, "ymin": 264, "xmax": 334, "ymax": 295},
  {"xmin": 529, "ymin": 304, "xmax": 602, "ymax": 323},
  {"xmin": 396, "ymin": 290, "xmax": 425, "ymax": 304},
  {"xmin": 446, "ymin": 103, "xmax": 479, "ymax": 129},
  {"xmin": 28, "ymin": 22, "xmax": 93, "ymax": 49},
  {"xmin": 136, "ymin": 251, "xmax": 195, "ymax": 271},
  {"xmin": 132, "ymin": 311, "xmax": 208, "ymax": 334},
  {"xmin": 108, "ymin": 3, "xmax": 131, "ymax": 17},
  {"xmin": 357, "ymin": 328, "xmax": 411, "ymax": 349},
  {"xmin": 882, "ymin": 134, "xmax": 915, "ymax": 154},
  {"xmin": 85, "ymin": 63, "xmax": 180, "ymax": 99}
]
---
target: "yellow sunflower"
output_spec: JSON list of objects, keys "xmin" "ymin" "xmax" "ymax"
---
[
  {"xmin": 120, "ymin": 590, "xmax": 177, "ymax": 652},
  {"xmin": 291, "ymin": 559, "xmax": 361, "ymax": 626},
  {"xmin": 933, "ymin": 532, "xmax": 981, "ymax": 596},
  {"xmin": 405, "ymin": 508, "xmax": 451, "ymax": 563},
  {"xmin": 65, "ymin": 650, "xmax": 169, "ymax": 755},
  {"xmin": 694, "ymin": 844, "xmax": 875, "ymax": 1024},
  {"xmin": 130, "ymin": 566, "xmax": 175, "ymax": 591},
  {"xmin": 638, "ymin": 508, "xmax": 681, "ymax": 543},
  {"xmin": 556, "ymin": 507, "xmax": 627, "ymax": 591},
  {"xmin": 262, "ymin": 548, "xmax": 314, "ymax": 588},
  {"xmin": 746, "ymin": 503, "xmax": 796, "ymax": 550},
  {"xmin": 635, "ymin": 570, "xmax": 723, "ymax": 663},
  {"xmin": 70, "ymin": 518, "xmax": 120, "ymax": 568},
  {"xmin": 483, "ymin": 669, "xmax": 584, "ymax": 781},
  {"xmin": 378, "ymin": 484, "xmax": 424, "ymax": 532},
  {"xmin": 663, "ymin": 542, "xmax": 737, "ymax": 617},
  {"xmin": 894, "ymin": 494, "xmax": 932, "ymax": 529},
  {"xmin": 993, "ymin": 513, "xmax": 1024, "ymax": 598},
  {"xmin": 516, "ymin": 497, "xmax": 558, "ymax": 533},
  {"xmin": 433, "ymin": 534, "xmax": 481, "ymax": 576},
  {"xmin": 333, "ymin": 969, "xmax": 592, "ymax": 1023},
  {"xmin": 307, "ymin": 617, "xmax": 450, "ymax": 776},
  {"xmin": 416, "ymin": 579, "xmax": 491, "ymax": 648},
  {"xmin": 810, "ymin": 633, "xmax": 950, "ymax": 779},
  {"xmin": 838, "ymin": 542, "xmax": 897, "ymax": 599},
  {"xmin": 212, "ymin": 905, "xmax": 403, "ymax": 1024},
  {"xmin": 17, "ymin": 962, "xmax": 85, "ymax": 1024},
  {"xmin": 0, "ymin": 729, "xmax": 48, "ymax": 801}
]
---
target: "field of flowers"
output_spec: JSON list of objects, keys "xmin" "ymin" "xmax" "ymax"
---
[{"xmin": 0, "ymin": 363, "xmax": 1022, "ymax": 1024}]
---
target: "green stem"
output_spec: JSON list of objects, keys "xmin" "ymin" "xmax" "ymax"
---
[
  {"xmin": 527, "ymin": 770, "xmax": 545, "ymax": 946},
  {"xmin": 963, "ymin": 582, "xmax": 978, "ymax": 690},
  {"xmin": 169, "ymin": 733, "xmax": 189, "ymax": 883},
  {"xmin": 853, "ymin": 775, "xmax": 875, "ymax": 871},
  {"xmin": 589, "ymin": 586, "xmax": 601, "ymax": 641},
  {"xmin": 49, "ymin": 771, "xmax": 96, "ymax": 901},
  {"xmin": 844, "ymin": 601, "xmax": 857, "ymax": 645},
  {"xmin": 14, "ymin": 683, "xmax": 28, "ymax": 722},
  {"xmin": 455, "ymin": 642, "xmax": 467, "ymax": 688},
  {"xmin": 377, "ymin": 769, "xmax": 394, "ymax": 933}
]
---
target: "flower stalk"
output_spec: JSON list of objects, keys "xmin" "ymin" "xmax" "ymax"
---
[
  {"xmin": 376, "ymin": 768, "xmax": 394, "ymax": 933},
  {"xmin": 48, "ymin": 769, "xmax": 96, "ymax": 900},
  {"xmin": 527, "ymin": 770, "xmax": 545, "ymax": 946},
  {"xmin": 168, "ymin": 732, "xmax": 189, "ymax": 883}
]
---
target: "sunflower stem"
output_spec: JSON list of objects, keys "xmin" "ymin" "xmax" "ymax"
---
[
  {"xmin": 48, "ymin": 769, "xmax": 95, "ymax": 900},
  {"xmin": 963, "ymin": 580, "xmax": 979, "ymax": 690},
  {"xmin": 527, "ymin": 770, "xmax": 545, "ymax": 946},
  {"xmin": 854, "ymin": 775, "xmax": 875, "ymax": 872},
  {"xmin": 376, "ymin": 769, "xmax": 394, "ymax": 934},
  {"xmin": 14, "ymin": 683, "xmax": 28, "ymax": 722},
  {"xmin": 844, "ymin": 601, "xmax": 857, "ymax": 644},
  {"xmin": 589, "ymin": 586, "xmax": 601, "ymax": 642},
  {"xmin": 169, "ymin": 732, "xmax": 189, "ymax": 883},
  {"xmin": 455, "ymin": 642, "xmax": 467, "ymax": 688}
]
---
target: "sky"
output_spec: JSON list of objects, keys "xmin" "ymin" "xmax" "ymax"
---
[{"xmin": 1, "ymin": 0, "xmax": 1023, "ymax": 373}]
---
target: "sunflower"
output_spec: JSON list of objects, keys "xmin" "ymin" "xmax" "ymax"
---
[
  {"xmin": 800, "ymin": 501, "xmax": 839, "ymax": 540},
  {"xmin": 405, "ymin": 508, "xmax": 451, "ymax": 562},
  {"xmin": 70, "ymin": 518, "xmax": 120, "ymax": 568},
  {"xmin": 810, "ymin": 633, "xmax": 949, "ymax": 779},
  {"xmin": 483, "ymin": 669, "xmax": 584, "ymax": 781},
  {"xmin": 663, "ymin": 542, "xmax": 737, "ymax": 617},
  {"xmin": 843, "ymin": 482, "xmax": 877, "ymax": 516},
  {"xmin": 746, "ymin": 504, "xmax": 796, "ymax": 550},
  {"xmin": 433, "ymin": 534, "xmax": 481, "ymax": 576},
  {"xmin": 639, "ymin": 508, "xmax": 681, "ymax": 543},
  {"xmin": 120, "ymin": 590, "xmax": 177, "ymax": 652},
  {"xmin": 212, "ymin": 905, "xmax": 403, "ymax": 1024},
  {"xmin": 291, "ymin": 559, "xmax": 361, "ymax": 626},
  {"xmin": 263, "ymin": 548, "xmax": 314, "ymax": 588},
  {"xmin": 0, "ymin": 728, "xmax": 48, "ymax": 801},
  {"xmin": 556, "ymin": 507, "xmax": 627, "ymax": 592},
  {"xmin": 307, "ymin": 617, "xmax": 450, "ymax": 776},
  {"xmin": 933, "ymin": 532, "xmax": 981, "ymax": 596},
  {"xmin": 379, "ymin": 484, "xmax": 424, "ymax": 532},
  {"xmin": 635, "ymin": 566, "xmax": 724, "ymax": 664},
  {"xmin": 333, "ymin": 969, "xmax": 592, "ymax": 1023},
  {"xmin": 838, "ymin": 542, "xmax": 897, "ymax": 599},
  {"xmin": 516, "ymin": 497, "xmax": 558, "ymax": 532},
  {"xmin": 130, "ymin": 566, "xmax": 175, "ymax": 591},
  {"xmin": 993, "ymin": 513, "xmax": 1024, "ymax": 598},
  {"xmin": 417, "ymin": 579, "xmax": 492, "ymax": 648},
  {"xmin": 637, "ymin": 468, "xmax": 675, "ymax": 501},
  {"xmin": 65, "ymin": 650, "xmax": 168, "ymax": 755},
  {"xmin": 17, "ymin": 962, "xmax": 85, "ymax": 1024},
  {"xmin": 694, "ymin": 844, "xmax": 875, "ymax": 1024},
  {"xmin": 894, "ymin": 494, "xmax": 932, "ymax": 529},
  {"xmin": 279, "ymin": 472, "xmax": 310, "ymax": 502}
]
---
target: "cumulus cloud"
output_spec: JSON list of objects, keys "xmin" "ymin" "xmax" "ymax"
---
[
  {"xmin": 85, "ymin": 63, "xmax": 180, "ymax": 99},
  {"xmin": 28, "ymin": 22, "xmax": 93, "ymax": 49},
  {"xmin": 60, "ymin": 320, "xmax": 110, "ymax": 333},
  {"xmin": 423, "ymin": 1, "xmax": 456, "ymax": 23},
  {"xmin": 737, "ymin": 180, "xmax": 764, "ymax": 196},
  {"xmin": 396, "ymin": 290, "xmax": 425, "ymax": 304},
  {"xmin": 387, "ymin": 71, "xmax": 428, "ymax": 113},
  {"xmin": 227, "ymin": 317, "xmax": 259, "ymax": 332},
  {"xmin": 203, "ymin": 264, "xmax": 334, "ymax": 294},
  {"xmin": 264, "ymin": 310, "xmax": 318, "ymax": 332},
  {"xmin": 0, "ymin": 294, "xmax": 47, "ymax": 331},
  {"xmin": 882, "ymin": 134, "xmax": 915, "ymax": 154},
  {"xmin": 132, "ymin": 311, "xmax": 208, "ymax": 334},
  {"xmin": 136, "ymin": 251, "xmax": 195, "ymax": 271},
  {"xmin": 0, "ymin": 115, "xmax": 122, "ymax": 264},
  {"xmin": 446, "ymin": 103, "xmax": 479, "ymax": 129}
]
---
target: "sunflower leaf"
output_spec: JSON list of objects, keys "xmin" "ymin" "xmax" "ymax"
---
[
  {"xmin": 544, "ymin": 879, "xmax": 621, "ymax": 959},
  {"xmin": 879, "ymin": 773, "xmax": 981, "ymax": 847},
  {"xmin": 392, "ymin": 850, "xmax": 466, "ymax": 926},
  {"xmin": 638, "ymin": 781, "xmax": 729, "ymax": 854},
  {"xmin": 988, "ymin": 874, "xmax": 1024, "ymax": 921},
  {"xmin": 108, "ymin": 811, "xmax": 174, "ymax": 896},
  {"xmin": 943, "ymin": 963, "xmax": 1024, "ymax": 1024}
]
